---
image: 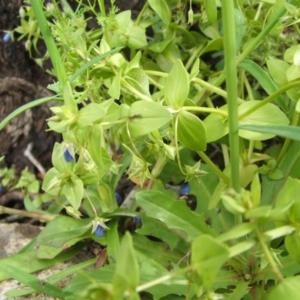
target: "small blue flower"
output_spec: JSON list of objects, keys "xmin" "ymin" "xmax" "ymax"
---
[
  {"xmin": 179, "ymin": 183, "xmax": 190, "ymax": 196},
  {"xmin": 132, "ymin": 216, "xmax": 142, "ymax": 224},
  {"xmin": 63, "ymin": 148, "xmax": 74, "ymax": 162},
  {"xmin": 115, "ymin": 192, "xmax": 123, "ymax": 206},
  {"xmin": 95, "ymin": 224, "xmax": 104, "ymax": 238},
  {"xmin": 3, "ymin": 33, "xmax": 11, "ymax": 42},
  {"xmin": 0, "ymin": 185, "xmax": 3, "ymax": 192}
]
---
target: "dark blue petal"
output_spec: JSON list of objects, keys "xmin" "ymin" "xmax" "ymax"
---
[
  {"xmin": 63, "ymin": 148, "xmax": 74, "ymax": 162},
  {"xmin": 0, "ymin": 185, "xmax": 3, "ymax": 192},
  {"xmin": 3, "ymin": 33, "xmax": 11, "ymax": 42},
  {"xmin": 95, "ymin": 224, "xmax": 104, "ymax": 238},
  {"xmin": 132, "ymin": 216, "xmax": 142, "ymax": 224},
  {"xmin": 179, "ymin": 183, "xmax": 190, "ymax": 195},
  {"xmin": 115, "ymin": 192, "xmax": 123, "ymax": 206}
]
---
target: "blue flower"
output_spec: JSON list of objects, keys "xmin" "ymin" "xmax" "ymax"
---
[
  {"xmin": 132, "ymin": 216, "xmax": 142, "ymax": 224},
  {"xmin": 115, "ymin": 192, "xmax": 123, "ymax": 206},
  {"xmin": 95, "ymin": 224, "xmax": 104, "ymax": 238},
  {"xmin": 63, "ymin": 147, "xmax": 74, "ymax": 162},
  {"xmin": 3, "ymin": 33, "xmax": 11, "ymax": 43},
  {"xmin": 179, "ymin": 183, "xmax": 190, "ymax": 196}
]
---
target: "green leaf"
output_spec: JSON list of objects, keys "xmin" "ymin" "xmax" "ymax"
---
[
  {"xmin": 135, "ymin": 190, "xmax": 215, "ymax": 240},
  {"xmin": 125, "ymin": 68, "xmax": 150, "ymax": 98},
  {"xmin": 205, "ymin": 0, "xmax": 217, "ymax": 23},
  {"xmin": 36, "ymin": 216, "xmax": 91, "ymax": 248},
  {"xmin": 77, "ymin": 103, "xmax": 106, "ymax": 127},
  {"xmin": 128, "ymin": 101, "xmax": 171, "ymax": 138},
  {"xmin": 192, "ymin": 235, "xmax": 229, "ymax": 288},
  {"xmin": 218, "ymin": 222, "xmax": 257, "ymax": 243},
  {"xmin": 239, "ymin": 101, "xmax": 289, "ymax": 140},
  {"xmin": 136, "ymin": 215, "xmax": 189, "ymax": 251},
  {"xmin": 106, "ymin": 220, "xmax": 120, "ymax": 262},
  {"xmin": 108, "ymin": 71, "xmax": 121, "ymax": 99},
  {"xmin": 165, "ymin": 60, "xmax": 190, "ymax": 108},
  {"xmin": 113, "ymin": 233, "xmax": 139, "ymax": 298},
  {"xmin": 267, "ymin": 276, "xmax": 300, "ymax": 300},
  {"xmin": 267, "ymin": 59, "xmax": 289, "ymax": 86},
  {"xmin": 0, "ymin": 242, "xmax": 82, "ymax": 281},
  {"xmin": 239, "ymin": 124, "xmax": 300, "ymax": 141},
  {"xmin": 177, "ymin": 110, "xmax": 207, "ymax": 151},
  {"xmin": 238, "ymin": 59, "xmax": 288, "ymax": 112},
  {"xmin": 148, "ymin": 0, "xmax": 171, "ymax": 25},
  {"xmin": 0, "ymin": 263, "xmax": 75, "ymax": 299},
  {"xmin": 126, "ymin": 23, "xmax": 147, "ymax": 49},
  {"xmin": 62, "ymin": 176, "xmax": 84, "ymax": 210},
  {"xmin": 203, "ymin": 105, "xmax": 228, "ymax": 142}
]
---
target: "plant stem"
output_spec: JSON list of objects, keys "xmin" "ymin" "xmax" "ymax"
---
[
  {"xmin": 221, "ymin": 0, "xmax": 240, "ymax": 192},
  {"xmin": 0, "ymin": 205, "xmax": 56, "ymax": 221},
  {"xmin": 197, "ymin": 151, "xmax": 230, "ymax": 184},
  {"xmin": 276, "ymin": 110, "xmax": 300, "ymax": 166},
  {"xmin": 238, "ymin": 81, "xmax": 300, "ymax": 120},
  {"xmin": 30, "ymin": 0, "xmax": 67, "ymax": 89},
  {"xmin": 255, "ymin": 228, "xmax": 284, "ymax": 283}
]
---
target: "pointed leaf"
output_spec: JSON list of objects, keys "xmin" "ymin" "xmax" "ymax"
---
[
  {"xmin": 165, "ymin": 60, "xmax": 189, "ymax": 108},
  {"xmin": 128, "ymin": 101, "xmax": 171, "ymax": 137},
  {"xmin": 135, "ymin": 190, "xmax": 215, "ymax": 240},
  {"xmin": 177, "ymin": 110, "xmax": 206, "ymax": 151},
  {"xmin": 192, "ymin": 235, "xmax": 229, "ymax": 288}
]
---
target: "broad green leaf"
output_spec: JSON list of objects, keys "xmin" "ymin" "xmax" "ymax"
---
[
  {"xmin": 177, "ymin": 110, "xmax": 207, "ymax": 151},
  {"xmin": 135, "ymin": 190, "xmax": 215, "ymax": 240},
  {"xmin": 267, "ymin": 276, "xmax": 300, "ymax": 300},
  {"xmin": 192, "ymin": 235, "xmax": 229, "ymax": 288},
  {"xmin": 238, "ymin": 59, "xmax": 287, "ymax": 112},
  {"xmin": 125, "ymin": 68, "xmax": 150, "ymax": 98},
  {"xmin": 239, "ymin": 101, "xmax": 289, "ymax": 140},
  {"xmin": 128, "ymin": 101, "xmax": 171, "ymax": 137},
  {"xmin": 0, "ymin": 243, "xmax": 82, "ymax": 281},
  {"xmin": 0, "ymin": 264, "xmax": 75, "ymax": 299},
  {"xmin": 239, "ymin": 124, "xmax": 300, "ymax": 141},
  {"xmin": 51, "ymin": 142, "xmax": 74, "ymax": 173},
  {"xmin": 62, "ymin": 176, "xmax": 84, "ymax": 210},
  {"xmin": 6, "ymin": 258, "xmax": 97, "ymax": 298},
  {"xmin": 63, "ymin": 81, "xmax": 78, "ymax": 113},
  {"xmin": 106, "ymin": 220, "xmax": 120, "ymax": 262},
  {"xmin": 200, "ymin": 37, "xmax": 223, "ymax": 56},
  {"xmin": 148, "ymin": 0, "xmax": 171, "ymax": 25},
  {"xmin": 113, "ymin": 233, "xmax": 139, "ymax": 298},
  {"xmin": 267, "ymin": 59, "xmax": 289, "ymax": 86},
  {"xmin": 165, "ymin": 60, "xmax": 190, "ymax": 108},
  {"xmin": 108, "ymin": 71, "xmax": 121, "ymax": 99},
  {"xmin": 286, "ymin": 64, "xmax": 300, "ymax": 81},
  {"xmin": 126, "ymin": 22, "xmax": 147, "ymax": 49},
  {"xmin": 218, "ymin": 222, "xmax": 257, "ymax": 243},
  {"xmin": 77, "ymin": 103, "xmax": 106, "ymax": 127},
  {"xmin": 136, "ymin": 215, "xmax": 189, "ymax": 251},
  {"xmin": 205, "ymin": 0, "xmax": 217, "ymax": 24},
  {"xmin": 36, "ymin": 216, "xmax": 91, "ymax": 248},
  {"xmin": 234, "ymin": 8, "xmax": 246, "ymax": 53},
  {"xmin": 203, "ymin": 105, "xmax": 228, "ymax": 142}
]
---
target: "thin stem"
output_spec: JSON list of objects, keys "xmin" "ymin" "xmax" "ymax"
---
[
  {"xmin": 182, "ymin": 106, "xmax": 228, "ymax": 117},
  {"xmin": 239, "ymin": 81, "xmax": 300, "ymax": 120},
  {"xmin": 255, "ymin": 228, "xmax": 284, "ymax": 283},
  {"xmin": 276, "ymin": 110, "xmax": 300, "ymax": 166},
  {"xmin": 0, "ymin": 205, "xmax": 56, "ymax": 221},
  {"xmin": 30, "ymin": 0, "xmax": 67, "ymax": 89},
  {"xmin": 222, "ymin": 0, "xmax": 240, "ymax": 192},
  {"xmin": 197, "ymin": 151, "xmax": 230, "ymax": 184}
]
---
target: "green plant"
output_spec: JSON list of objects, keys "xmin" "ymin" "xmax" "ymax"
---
[{"xmin": 2, "ymin": 0, "xmax": 300, "ymax": 299}]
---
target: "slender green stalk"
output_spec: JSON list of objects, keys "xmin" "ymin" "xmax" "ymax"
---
[
  {"xmin": 197, "ymin": 151, "xmax": 230, "ymax": 184},
  {"xmin": 255, "ymin": 229, "xmax": 284, "ymax": 283},
  {"xmin": 30, "ymin": 0, "xmax": 67, "ymax": 89},
  {"xmin": 239, "ymin": 81, "xmax": 300, "ymax": 120},
  {"xmin": 221, "ymin": 0, "xmax": 240, "ymax": 192},
  {"xmin": 0, "ymin": 205, "xmax": 56, "ymax": 221},
  {"xmin": 276, "ymin": 110, "xmax": 300, "ymax": 166}
]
